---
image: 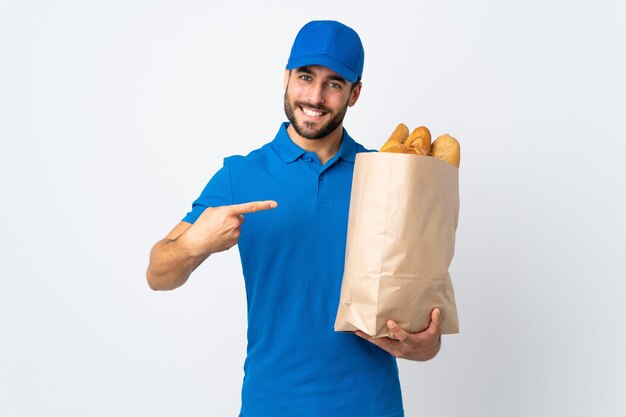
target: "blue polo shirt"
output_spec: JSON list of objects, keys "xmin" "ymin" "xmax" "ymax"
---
[{"xmin": 183, "ymin": 123, "xmax": 404, "ymax": 417}]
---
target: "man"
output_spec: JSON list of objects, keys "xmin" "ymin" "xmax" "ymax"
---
[{"xmin": 147, "ymin": 20, "xmax": 441, "ymax": 417}]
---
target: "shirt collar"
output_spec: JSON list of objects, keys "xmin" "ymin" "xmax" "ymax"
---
[{"xmin": 271, "ymin": 122, "xmax": 357, "ymax": 164}]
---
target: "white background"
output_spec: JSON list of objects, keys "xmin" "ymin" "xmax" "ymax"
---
[{"xmin": 1, "ymin": 1, "xmax": 625, "ymax": 416}]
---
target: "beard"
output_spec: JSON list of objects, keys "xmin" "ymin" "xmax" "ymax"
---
[{"xmin": 283, "ymin": 90, "xmax": 349, "ymax": 140}]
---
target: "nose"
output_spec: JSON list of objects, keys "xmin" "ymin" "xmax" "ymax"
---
[{"xmin": 305, "ymin": 81, "xmax": 325, "ymax": 105}]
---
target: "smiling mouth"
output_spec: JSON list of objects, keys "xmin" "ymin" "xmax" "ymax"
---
[{"xmin": 300, "ymin": 106, "xmax": 327, "ymax": 118}]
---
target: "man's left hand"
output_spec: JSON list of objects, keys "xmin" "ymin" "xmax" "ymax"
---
[{"xmin": 355, "ymin": 308, "xmax": 442, "ymax": 361}]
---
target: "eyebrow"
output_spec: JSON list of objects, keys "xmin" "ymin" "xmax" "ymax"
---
[{"xmin": 295, "ymin": 66, "xmax": 347, "ymax": 84}]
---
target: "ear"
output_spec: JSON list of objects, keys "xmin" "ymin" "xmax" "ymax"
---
[
  {"xmin": 283, "ymin": 69, "xmax": 291, "ymax": 90},
  {"xmin": 348, "ymin": 82, "xmax": 362, "ymax": 107}
]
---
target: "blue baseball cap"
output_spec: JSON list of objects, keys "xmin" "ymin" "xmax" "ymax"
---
[{"xmin": 286, "ymin": 20, "xmax": 364, "ymax": 83}]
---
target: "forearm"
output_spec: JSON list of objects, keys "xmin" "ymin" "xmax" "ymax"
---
[
  {"xmin": 146, "ymin": 236, "xmax": 208, "ymax": 291},
  {"xmin": 146, "ymin": 203, "xmax": 266, "ymax": 290}
]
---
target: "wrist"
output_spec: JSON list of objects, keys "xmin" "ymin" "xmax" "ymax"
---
[
  {"xmin": 175, "ymin": 231, "xmax": 201, "ymax": 259},
  {"xmin": 175, "ymin": 226, "xmax": 216, "ymax": 260}
]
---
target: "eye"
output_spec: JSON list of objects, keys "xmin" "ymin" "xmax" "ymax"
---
[
  {"xmin": 299, "ymin": 74, "xmax": 312, "ymax": 81},
  {"xmin": 328, "ymin": 82, "xmax": 342, "ymax": 89}
]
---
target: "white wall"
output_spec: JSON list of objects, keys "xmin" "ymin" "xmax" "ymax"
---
[{"xmin": 1, "ymin": 1, "xmax": 625, "ymax": 416}]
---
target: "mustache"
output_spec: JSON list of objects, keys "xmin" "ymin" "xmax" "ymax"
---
[{"xmin": 294, "ymin": 101, "xmax": 332, "ymax": 113}]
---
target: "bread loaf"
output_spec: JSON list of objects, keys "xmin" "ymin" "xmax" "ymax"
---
[
  {"xmin": 383, "ymin": 144, "xmax": 410, "ymax": 153},
  {"xmin": 430, "ymin": 134, "xmax": 460, "ymax": 168},
  {"xmin": 380, "ymin": 123, "xmax": 409, "ymax": 152},
  {"xmin": 404, "ymin": 126, "xmax": 431, "ymax": 156}
]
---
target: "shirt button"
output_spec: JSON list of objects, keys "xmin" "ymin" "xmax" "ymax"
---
[
  {"xmin": 306, "ymin": 157, "xmax": 313, "ymax": 162},
  {"xmin": 319, "ymin": 175, "xmax": 325, "ymax": 181}
]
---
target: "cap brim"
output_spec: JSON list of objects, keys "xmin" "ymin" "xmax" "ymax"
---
[{"xmin": 286, "ymin": 54, "xmax": 359, "ymax": 83}]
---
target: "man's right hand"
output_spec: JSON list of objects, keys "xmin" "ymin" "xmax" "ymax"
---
[
  {"xmin": 146, "ymin": 200, "xmax": 277, "ymax": 291},
  {"xmin": 180, "ymin": 200, "xmax": 278, "ymax": 257}
]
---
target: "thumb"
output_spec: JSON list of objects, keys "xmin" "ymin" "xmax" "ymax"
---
[{"xmin": 431, "ymin": 308, "xmax": 442, "ymax": 328}]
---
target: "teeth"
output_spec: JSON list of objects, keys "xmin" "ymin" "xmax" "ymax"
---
[{"xmin": 302, "ymin": 107, "xmax": 324, "ymax": 117}]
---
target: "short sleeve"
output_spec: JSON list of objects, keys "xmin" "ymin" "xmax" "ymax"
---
[{"xmin": 182, "ymin": 159, "xmax": 233, "ymax": 224}]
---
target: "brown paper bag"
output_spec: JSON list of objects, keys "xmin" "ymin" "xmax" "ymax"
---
[{"xmin": 335, "ymin": 152, "xmax": 460, "ymax": 338}]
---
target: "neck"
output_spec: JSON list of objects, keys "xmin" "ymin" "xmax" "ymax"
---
[{"xmin": 286, "ymin": 123, "xmax": 343, "ymax": 165}]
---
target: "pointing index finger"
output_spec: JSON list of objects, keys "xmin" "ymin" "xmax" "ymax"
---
[{"xmin": 230, "ymin": 200, "xmax": 278, "ymax": 215}]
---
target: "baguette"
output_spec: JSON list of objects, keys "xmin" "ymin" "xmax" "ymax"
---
[
  {"xmin": 380, "ymin": 123, "xmax": 409, "ymax": 152},
  {"xmin": 404, "ymin": 126, "xmax": 431, "ymax": 156}
]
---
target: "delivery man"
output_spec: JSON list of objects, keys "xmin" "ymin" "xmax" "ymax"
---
[{"xmin": 147, "ymin": 20, "xmax": 441, "ymax": 417}]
